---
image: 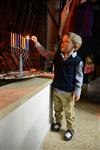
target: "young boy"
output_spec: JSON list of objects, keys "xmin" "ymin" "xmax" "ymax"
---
[{"xmin": 32, "ymin": 32, "xmax": 83, "ymax": 141}]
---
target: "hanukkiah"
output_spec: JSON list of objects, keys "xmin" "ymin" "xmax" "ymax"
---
[{"xmin": 10, "ymin": 32, "xmax": 30, "ymax": 77}]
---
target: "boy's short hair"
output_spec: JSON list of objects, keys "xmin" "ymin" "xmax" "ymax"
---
[{"xmin": 67, "ymin": 32, "xmax": 82, "ymax": 48}]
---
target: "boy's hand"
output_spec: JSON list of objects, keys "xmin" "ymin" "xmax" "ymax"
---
[
  {"xmin": 72, "ymin": 92, "xmax": 80, "ymax": 101},
  {"xmin": 31, "ymin": 36, "xmax": 38, "ymax": 44}
]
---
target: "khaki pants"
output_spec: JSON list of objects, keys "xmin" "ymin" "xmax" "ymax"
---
[{"xmin": 53, "ymin": 88, "xmax": 75, "ymax": 129}]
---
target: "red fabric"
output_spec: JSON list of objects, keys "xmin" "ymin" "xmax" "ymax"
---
[
  {"xmin": 63, "ymin": 0, "xmax": 80, "ymax": 35},
  {"xmin": 59, "ymin": 0, "xmax": 71, "ymax": 38}
]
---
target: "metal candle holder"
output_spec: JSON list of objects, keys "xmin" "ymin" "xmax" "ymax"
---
[{"xmin": 10, "ymin": 32, "xmax": 29, "ymax": 77}]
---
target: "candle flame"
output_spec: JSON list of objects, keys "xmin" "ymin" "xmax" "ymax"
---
[{"xmin": 26, "ymin": 35, "xmax": 30, "ymax": 39}]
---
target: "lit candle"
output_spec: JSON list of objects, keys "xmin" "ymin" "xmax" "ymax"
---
[{"xmin": 26, "ymin": 36, "xmax": 29, "ymax": 50}]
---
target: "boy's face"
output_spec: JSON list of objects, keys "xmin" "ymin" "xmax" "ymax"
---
[{"xmin": 61, "ymin": 35, "xmax": 74, "ymax": 54}]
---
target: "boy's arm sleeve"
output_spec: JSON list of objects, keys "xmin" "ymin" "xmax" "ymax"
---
[
  {"xmin": 74, "ymin": 61, "xmax": 83, "ymax": 96},
  {"xmin": 34, "ymin": 42, "xmax": 54, "ymax": 60}
]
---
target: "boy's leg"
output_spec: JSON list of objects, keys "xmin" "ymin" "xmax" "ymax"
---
[
  {"xmin": 53, "ymin": 89, "xmax": 63, "ymax": 125},
  {"xmin": 63, "ymin": 92, "xmax": 75, "ymax": 129},
  {"xmin": 62, "ymin": 92, "xmax": 75, "ymax": 141},
  {"xmin": 51, "ymin": 89, "xmax": 63, "ymax": 131}
]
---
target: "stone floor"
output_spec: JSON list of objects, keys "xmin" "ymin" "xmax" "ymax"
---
[{"xmin": 43, "ymin": 98, "xmax": 100, "ymax": 150}]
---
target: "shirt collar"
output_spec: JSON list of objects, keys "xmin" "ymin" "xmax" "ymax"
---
[
  {"xmin": 72, "ymin": 51, "xmax": 77, "ymax": 58},
  {"xmin": 61, "ymin": 51, "xmax": 77, "ymax": 60}
]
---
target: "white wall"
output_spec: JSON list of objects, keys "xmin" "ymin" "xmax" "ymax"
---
[{"xmin": 0, "ymin": 84, "xmax": 52, "ymax": 150}]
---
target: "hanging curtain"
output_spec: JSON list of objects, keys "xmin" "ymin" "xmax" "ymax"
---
[
  {"xmin": 63, "ymin": 0, "xmax": 80, "ymax": 34},
  {"xmin": 59, "ymin": 0, "xmax": 80, "ymax": 38},
  {"xmin": 58, "ymin": 0, "xmax": 72, "ymax": 38},
  {"xmin": 74, "ymin": 1, "xmax": 94, "ymax": 39}
]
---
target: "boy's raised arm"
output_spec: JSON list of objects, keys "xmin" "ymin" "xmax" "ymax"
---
[{"xmin": 31, "ymin": 36, "xmax": 55, "ymax": 60}]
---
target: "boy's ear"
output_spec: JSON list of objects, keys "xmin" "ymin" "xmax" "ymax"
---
[{"xmin": 74, "ymin": 44, "xmax": 81, "ymax": 50}]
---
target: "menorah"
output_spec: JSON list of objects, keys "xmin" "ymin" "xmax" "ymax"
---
[{"xmin": 10, "ymin": 32, "xmax": 29, "ymax": 77}]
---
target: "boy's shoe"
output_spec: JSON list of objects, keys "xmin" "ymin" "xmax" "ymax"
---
[
  {"xmin": 51, "ymin": 123, "xmax": 61, "ymax": 132},
  {"xmin": 64, "ymin": 129, "xmax": 74, "ymax": 141}
]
